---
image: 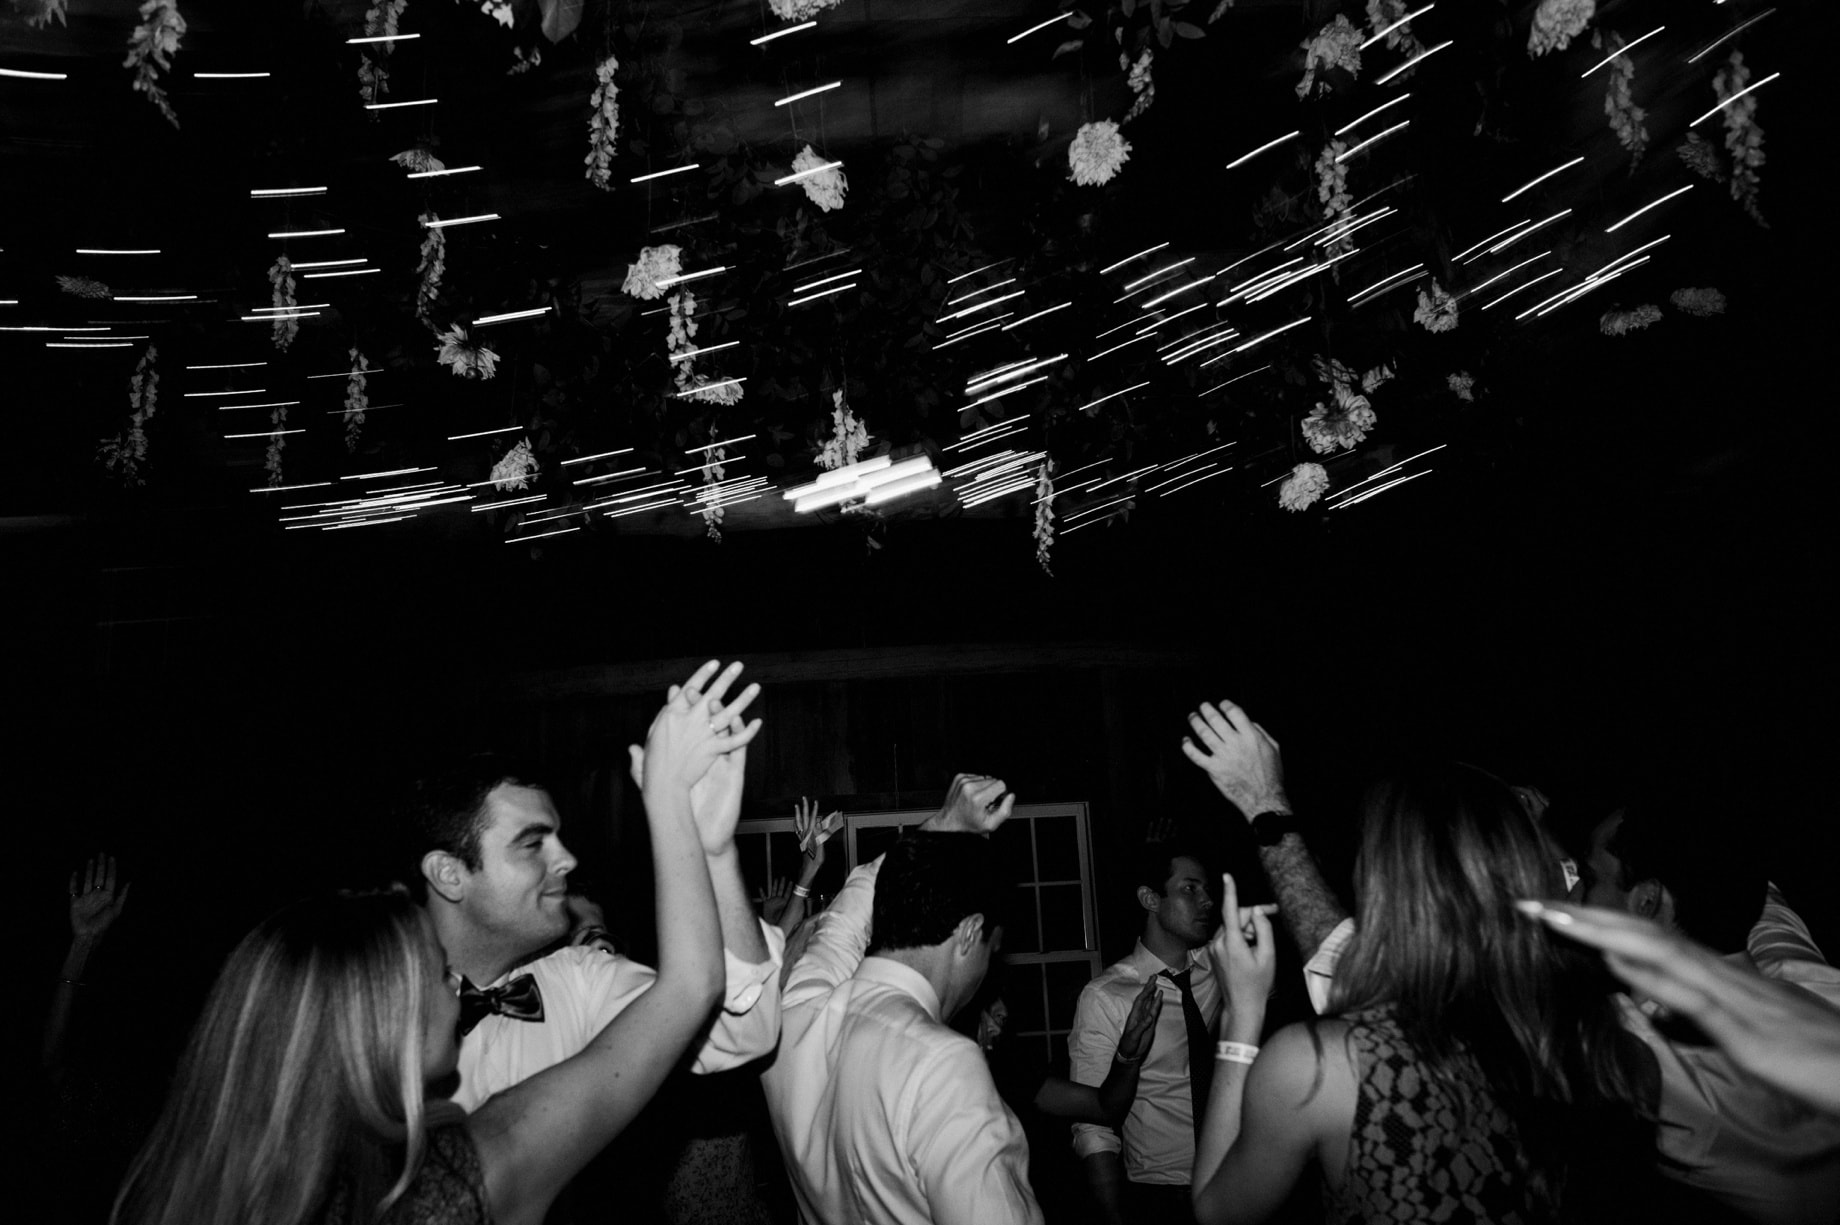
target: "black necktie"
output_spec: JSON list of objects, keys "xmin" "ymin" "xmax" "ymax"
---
[
  {"xmin": 1162, "ymin": 967, "xmax": 1214, "ymax": 1137},
  {"xmin": 457, "ymin": 973, "xmax": 545, "ymax": 1038}
]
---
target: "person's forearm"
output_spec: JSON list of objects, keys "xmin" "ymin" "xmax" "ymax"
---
[
  {"xmin": 776, "ymin": 863, "xmax": 819, "ymax": 937},
  {"xmin": 1192, "ymin": 1010, "xmax": 1262, "ymax": 1216},
  {"xmin": 43, "ymin": 935, "xmax": 99, "ymax": 1073},
  {"xmin": 1096, "ymin": 1053, "xmax": 1145, "ymax": 1122},
  {"xmin": 1258, "ymin": 833, "xmax": 1348, "ymax": 960},
  {"xmin": 704, "ymin": 846, "xmax": 770, "ymax": 964},
  {"xmin": 646, "ymin": 786, "xmax": 724, "ymax": 1003},
  {"xmin": 1082, "ymin": 1152, "xmax": 1130, "ymax": 1225}
]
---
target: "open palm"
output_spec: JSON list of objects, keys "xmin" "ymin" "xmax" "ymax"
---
[{"xmin": 68, "ymin": 854, "xmax": 130, "ymax": 941}]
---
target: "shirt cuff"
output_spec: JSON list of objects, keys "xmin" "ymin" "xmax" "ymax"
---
[
  {"xmin": 1304, "ymin": 917, "xmax": 1356, "ymax": 1014},
  {"xmin": 720, "ymin": 920, "xmax": 785, "ymax": 1015},
  {"xmin": 1071, "ymin": 1123, "xmax": 1122, "ymax": 1159}
]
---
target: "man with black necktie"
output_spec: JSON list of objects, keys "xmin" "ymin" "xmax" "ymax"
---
[{"xmin": 1071, "ymin": 843, "xmax": 1222, "ymax": 1225}]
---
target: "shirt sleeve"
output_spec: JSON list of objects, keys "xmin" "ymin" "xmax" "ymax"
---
[
  {"xmin": 909, "ymin": 1041, "xmax": 1045, "ymax": 1225},
  {"xmin": 1748, "ymin": 882, "xmax": 1829, "ymax": 967},
  {"xmin": 1304, "ymin": 917, "xmax": 1357, "ymax": 1015},
  {"xmin": 689, "ymin": 920, "xmax": 788, "ymax": 1073},
  {"xmin": 784, "ymin": 855, "xmax": 881, "ymax": 1011},
  {"xmin": 1068, "ymin": 980, "xmax": 1125, "ymax": 1159}
]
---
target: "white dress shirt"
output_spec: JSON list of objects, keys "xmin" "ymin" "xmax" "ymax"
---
[
  {"xmin": 454, "ymin": 923, "xmax": 785, "ymax": 1112},
  {"xmin": 1068, "ymin": 940, "xmax": 1223, "ymax": 1185},
  {"xmin": 761, "ymin": 857, "xmax": 1042, "ymax": 1225}
]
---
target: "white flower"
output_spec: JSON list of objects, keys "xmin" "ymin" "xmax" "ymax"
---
[
  {"xmin": 344, "ymin": 347, "xmax": 370, "ymax": 453},
  {"xmin": 1314, "ymin": 142, "xmax": 1352, "ymax": 254},
  {"xmin": 791, "ymin": 145, "xmax": 848, "ymax": 212},
  {"xmin": 817, "ymin": 390, "xmax": 871, "ymax": 470},
  {"xmin": 585, "ymin": 55, "xmax": 619, "ymax": 191},
  {"xmin": 391, "ymin": 147, "xmax": 445, "ymax": 175},
  {"xmin": 1361, "ymin": 364, "xmax": 1395, "ymax": 394},
  {"xmin": 466, "ymin": 0, "xmax": 516, "ymax": 28},
  {"xmin": 1599, "ymin": 305, "xmax": 1661, "ymax": 336},
  {"xmin": 435, "ymin": 325, "xmax": 500, "ymax": 378},
  {"xmin": 769, "ymin": 0, "xmax": 842, "ymax": 20},
  {"xmin": 1447, "ymin": 371, "xmax": 1476, "ymax": 402},
  {"xmin": 622, "ymin": 244, "xmax": 683, "ymax": 300},
  {"xmin": 490, "ymin": 438, "xmax": 539, "ymax": 491},
  {"xmin": 268, "ymin": 255, "xmax": 298, "ymax": 351},
  {"xmin": 1598, "ymin": 31, "xmax": 1648, "ymax": 164},
  {"xmin": 1527, "ymin": 0, "xmax": 1594, "ymax": 58},
  {"xmin": 1279, "ymin": 463, "xmax": 1330, "ymax": 511},
  {"xmin": 1068, "ymin": 121, "xmax": 1131, "ymax": 187},
  {"xmin": 1034, "ymin": 461, "xmax": 1056, "ymax": 574},
  {"xmin": 123, "ymin": 0, "xmax": 186, "ymax": 129},
  {"xmin": 1297, "ymin": 15, "xmax": 1362, "ymax": 99},
  {"xmin": 1414, "ymin": 280, "xmax": 1459, "ymax": 333},
  {"xmin": 57, "ymin": 275, "xmax": 112, "ymax": 299},
  {"xmin": 695, "ymin": 445, "xmax": 727, "ymax": 540},
  {"xmin": 1715, "ymin": 50, "xmax": 1767, "ymax": 227},
  {"xmin": 416, "ymin": 213, "xmax": 446, "ymax": 331},
  {"xmin": 1670, "ymin": 287, "xmax": 1726, "ymax": 317},
  {"xmin": 1301, "ymin": 386, "xmax": 1377, "ymax": 455}
]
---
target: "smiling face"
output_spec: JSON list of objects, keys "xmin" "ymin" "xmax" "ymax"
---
[
  {"xmin": 455, "ymin": 783, "xmax": 578, "ymax": 960},
  {"xmin": 1148, "ymin": 855, "xmax": 1216, "ymax": 949}
]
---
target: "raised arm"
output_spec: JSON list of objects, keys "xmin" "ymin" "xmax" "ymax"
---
[
  {"xmin": 1181, "ymin": 700, "xmax": 1349, "ymax": 961},
  {"xmin": 1032, "ymin": 977, "xmax": 1162, "ymax": 1123},
  {"xmin": 776, "ymin": 798, "xmax": 843, "ymax": 936},
  {"xmin": 45, "ymin": 854, "xmax": 131, "ymax": 1079},
  {"xmin": 469, "ymin": 661, "xmax": 756, "ymax": 1225}
]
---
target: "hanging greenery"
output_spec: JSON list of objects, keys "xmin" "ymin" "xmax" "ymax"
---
[
  {"xmin": 267, "ymin": 255, "xmax": 298, "ymax": 351},
  {"xmin": 264, "ymin": 406, "xmax": 288, "ymax": 487},
  {"xmin": 1597, "ymin": 30, "xmax": 1648, "ymax": 166},
  {"xmin": 99, "ymin": 345, "xmax": 159, "ymax": 486},
  {"xmin": 358, "ymin": 1, "xmax": 407, "ymax": 107},
  {"xmin": 123, "ymin": 0, "xmax": 185, "ymax": 129},
  {"xmin": 1033, "ymin": 461, "xmax": 1056, "ymax": 575},
  {"xmin": 585, "ymin": 54, "xmax": 620, "ymax": 191},
  {"xmin": 343, "ymin": 348, "xmax": 371, "ymax": 453},
  {"xmin": 1715, "ymin": 50, "xmax": 1767, "ymax": 228}
]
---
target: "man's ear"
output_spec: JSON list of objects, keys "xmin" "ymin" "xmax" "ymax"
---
[
  {"xmin": 422, "ymin": 850, "xmax": 468, "ymax": 905},
  {"xmin": 1136, "ymin": 885, "xmax": 1161, "ymax": 914},
  {"xmin": 954, "ymin": 913, "xmax": 986, "ymax": 955},
  {"xmin": 1630, "ymin": 878, "xmax": 1663, "ymax": 920}
]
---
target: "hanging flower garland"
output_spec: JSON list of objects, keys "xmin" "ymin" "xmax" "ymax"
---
[
  {"xmin": 622, "ymin": 244, "xmax": 682, "ymax": 301},
  {"xmin": 264, "ymin": 406, "xmax": 289, "ymax": 487},
  {"xmin": 768, "ymin": 0, "xmax": 843, "ymax": 21},
  {"xmin": 1527, "ymin": 0, "xmax": 1593, "ymax": 58},
  {"xmin": 1301, "ymin": 385, "xmax": 1377, "ymax": 455},
  {"xmin": 1596, "ymin": 30, "xmax": 1647, "ymax": 165},
  {"xmin": 1296, "ymin": 15, "xmax": 1362, "ymax": 99},
  {"xmin": 1068, "ymin": 121, "xmax": 1130, "ymax": 187},
  {"xmin": 1314, "ymin": 141, "xmax": 1352, "ymax": 255},
  {"xmin": 816, "ymin": 389, "xmax": 869, "ymax": 470},
  {"xmin": 267, "ymin": 255, "xmax": 299, "ymax": 351},
  {"xmin": 1599, "ymin": 304, "xmax": 1661, "ymax": 336},
  {"xmin": 99, "ymin": 344, "xmax": 159, "ymax": 485},
  {"xmin": 667, "ymin": 288, "xmax": 698, "ymax": 381},
  {"xmin": 24, "ymin": 0, "xmax": 69, "ymax": 28},
  {"xmin": 1365, "ymin": 0, "xmax": 1425, "ymax": 61},
  {"xmin": 585, "ymin": 55, "xmax": 619, "ymax": 191},
  {"xmin": 698, "ymin": 445, "xmax": 726, "ymax": 541},
  {"xmin": 1033, "ymin": 460, "xmax": 1055, "ymax": 575},
  {"xmin": 392, "ymin": 147, "xmax": 445, "ymax": 174},
  {"xmin": 1447, "ymin": 371, "xmax": 1476, "ymax": 402},
  {"xmin": 1413, "ymin": 279, "xmax": 1459, "ymax": 332},
  {"xmin": 57, "ymin": 275, "xmax": 113, "ymax": 299},
  {"xmin": 1670, "ymin": 287, "xmax": 1726, "ymax": 317},
  {"xmin": 358, "ymin": 0, "xmax": 406, "ymax": 107},
  {"xmin": 1123, "ymin": 49, "xmax": 1155, "ymax": 124},
  {"xmin": 343, "ymin": 348, "xmax": 371, "ymax": 452},
  {"xmin": 416, "ymin": 212, "xmax": 446, "ymax": 331},
  {"xmin": 1677, "ymin": 132, "xmax": 1725, "ymax": 184},
  {"xmin": 1714, "ymin": 50, "xmax": 1767, "ymax": 228},
  {"xmin": 435, "ymin": 325, "xmax": 499, "ymax": 378},
  {"xmin": 791, "ymin": 145, "xmax": 848, "ymax": 212},
  {"xmin": 489, "ymin": 437, "xmax": 539, "ymax": 490},
  {"xmin": 509, "ymin": 46, "xmax": 542, "ymax": 75},
  {"xmin": 462, "ymin": 0, "xmax": 516, "ymax": 27},
  {"xmin": 1278, "ymin": 462, "xmax": 1329, "ymax": 512},
  {"xmin": 123, "ymin": 0, "xmax": 185, "ymax": 129}
]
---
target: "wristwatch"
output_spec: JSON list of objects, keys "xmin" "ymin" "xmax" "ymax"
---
[{"xmin": 1250, "ymin": 810, "xmax": 1299, "ymax": 846}]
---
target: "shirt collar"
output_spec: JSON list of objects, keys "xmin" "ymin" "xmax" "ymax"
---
[
  {"xmin": 1127, "ymin": 939, "xmax": 1205, "ymax": 980},
  {"xmin": 855, "ymin": 956, "xmax": 943, "ymax": 1021}
]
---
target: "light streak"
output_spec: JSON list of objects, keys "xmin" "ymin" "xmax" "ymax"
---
[
  {"xmin": 268, "ymin": 228, "xmax": 345, "ymax": 239},
  {"xmin": 1100, "ymin": 244, "xmax": 1169, "ymax": 275},
  {"xmin": 473, "ymin": 306, "xmax": 551, "ymax": 325},
  {"xmin": 1335, "ymin": 120, "xmax": 1410, "ymax": 162},
  {"xmin": 422, "ymin": 214, "xmax": 500, "ymax": 228},
  {"xmin": 1327, "ymin": 444, "xmax": 1447, "ymax": 505},
  {"xmin": 1138, "ymin": 302, "xmax": 1207, "ymax": 331},
  {"xmin": 1375, "ymin": 39, "xmax": 1451, "ymax": 85},
  {"xmin": 216, "ymin": 401, "xmax": 299, "ymax": 410},
  {"xmin": 669, "ymin": 341, "xmax": 739, "ymax": 363},
  {"xmin": 471, "ymin": 494, "xmax": 546, "ymax": 512},
  {"xmin": 291, "ymin": 258, "xmax": 366, "ymax": 269},
  {"xmin": 774, "ymin": 81, "xmax": 841, "ymax": 107},
  {"xmin": 787, "ymin": 282, "xmax": 857, "ymax": 307},
  {"xmin": 364, "ymin": 97, "xmax": 438, "ymax": 109},
  {"xmin": 184, "ymin": 389, "xmax": 266, "ymax": 397},
  {"xmin": 114, "ymin": 294, "xmax": 199, "ymax": 301},
  {"xmin": 796, "ymin": 270, "xmax": 864, "ymax": 294},
  {"xmin": 1086, "ymin": 333, "xmax": 1154, "ymax": 361},
  {"xmin": 943, "ymin": 278, "xmax": 1016, "ymax": 306},
  {"xmin": 1501, "ymin": 156, "xmax": 1584, "ymax": 203},
  {"xmin": 193, "ymin": 71, "xmax": 269, "ymax": 79},
  {"xmin": 46, "ymin": 341, "xmax": 132, "ymax": 348},
  {"xmin": 1006, "ymin": 15, "xmax": 1067, "ymax": 44},
  {"xmin": 750, "ymin": 21, "xmax": 816, "ymax": 45},
  {"xmin": 224, "ymin": 428, "xmax": 305, "ymax": 439},
  {"xmin": 1454, "ymin": 220, "xmax": 1530, "ymax": 261},
  {"xmin": 187, "ymin": 361, "xmax": 266, "ymax": 369},
  {"xmin": 303, "ymin": 267, "xmax": 378, "ymax": 279},
  {"xmin": 774, "ymin": 160, "xmax": 844, "ymax": 186},
  {"xmin": 946, "ymin": 260, "xmax": 1012, "ymax": 285},
  {"xmin": 1145, "ymin": 462, "xmax": 1220, "ymax": 494},
  {"xmin": 561, "ymin": 447, "xmax": 635, "ymax": 467},
  {"xmin": 447, "ymin": 426, "xmax": 524, "ymax": 440},
  {"xmin": 1488, "ymin": 209, "xmax": 1571, "ymax": 254},
  {"xmin": 1316, "ymin": 207, "xmax": 1397, "ymax": 244},
  {"xmin": 934, "ymin": 320, "xmax": 1007, "ymax": 348},
  {"xmin": 688, "ymin": 434, "xmax": 755, "ymax": 453},
  {"xmin": 1334, "ymin": 468, "xmax": 1432, "ymax": 508},
  {"xmin": 1001, "ymin": 302, "xmax": 1072, "ymax": 330},
  {"xmin": 343, "ymin": 466, "xmax": 434, "ymax": 480},
  {"xmin": 240, "ymin": 312, "xmax": 320, "ymax": 321},
  {"xmin": 1075, "ymin": 382, "xmax": 1151, "ymax": 415},
  {"xmin": 1361, "ymin": 3, "xmax": 1435, "ymax": 50},
  {"xmin": 1605, "ymin": 184, "xmax": 1692, "ymax": 233},
  {"xmin": 671, "ymin": 377, "xmax": 746, "ymax": 398},
  {"xmin": 967, "ymin": 356, "xmax": 1066, "ymax": 394},
  {"xmin": 253, "ymin": 481, "xmax": 333, "ymax": 493},
  {"xmin": 630, "ymin": 164, "xmax": 702, "ymax": 183},
  {"xmin": 1689, "ymin": 72, "xmax": 1781, "ymax": 127},
  {"xmin": 937, "ymin": 289, "xmax": 1024, "ymax": 322},
  {"xmin": 347, "ymin": 33, "xmax": 421, "ymax": 43},
  {"xmin": 1125, "ymin": 258, "xmax": 1196, "ymax": 291},
  {"xmin": 1199, "ymin": 365, "xmax": 1271, "ymax": 397},
  {"xmin": 1226, "ymin": 131, "xmax": 1299, "ymax": 169},
  {"xmin": 1581, "ymin": 26, "xmax": 1664, "ymax": 77},
  {"xmin": 1688, "ymin": 9, "xmax": 1775, "ymax": 63},
  {"xmin": 1335, "ymin": 94, "xmax": 1411, "ymax": 137},
  {"xmin": 509, "ymin": 526, "xmax": 579, "ymax": 543},
  {"xmin": 406, "ymin": 165, "xmax": 480, "ymax": 179},
  {"xmin": 1140, "ymin": 275, "xmax": 1218, "ymax": 310},
  {"xmin": 76, "ymin": 248, "xmax": 159, "ymax": 255},
  {"xmin": 1, "ymin": 67, "xmax": 67, "ymax": 80},
  {"xmin": 1347, "ymin": 263, "xmax": 1425, "ymax": 301},
  {"xmin": 1224, "ymin": 316, "xmax": 1312, "ymax": 356},
  {"xmin": 1164, "ymin": 331, "xmax": 1241, "ymax": 363},
  {"xmin": 1464, "ymin": 251, "xmax": 1549, "ymax": 296},
  {"xmin": 962, "ymin": 376, "xmax": 1048, "ymax": 411}
]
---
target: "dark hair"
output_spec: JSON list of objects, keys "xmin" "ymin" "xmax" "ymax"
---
[
  {"xmin": 868, "ymin": 832, "xmax": 1004, "ymax": 954},
  {"xmin": 396, "ymin": 753, "xmax": 533, "ymax": 901},
  {"xmin": 1609, "ymin": 781, "xmax": 1765, "ymax": 955},
  {"xmin": 1134, "ymin": 842, "xmax": 1204, "ymax": 896},
  {"xmin": 1330, "ymin": 763, "xmax": 1656, "ymax": 1218}
]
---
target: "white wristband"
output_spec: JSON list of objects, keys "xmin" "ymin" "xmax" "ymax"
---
[
  {"xmin": 1215, "ymin": 1040, "xmax": 1260, "ymax": 1065},
  {"xmin": 792, "ymin": 884, "xmax": 812, "ymax": 898}
]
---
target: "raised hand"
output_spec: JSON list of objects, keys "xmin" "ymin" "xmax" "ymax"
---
[
  {"xmin": 793, "ymin": 797, "xmax": 844, "ymax": 872},
  {"xmin": 1143, "ymin": 815, "xmax": 1177, "ymax": 846},
  {"xmin": 921, "ymin": 773, "xmax": 1016, "ymax": 836},
  {"xmin": 760, "ymin": 876, "xmax": 794, "ymax": 925},
  {"xmin": 1208, "ymin": 873, "xmax": 1276, "ymax": 1021},
  {"xmin": 628, "ymin": 660, "xmax": 762, "ymax": 807},
  {"xmin": 68, "ymin": 854, "xmax": 130, "ymax": 942},
  {"xmin": 1180, "ymin": 700, "xmax": 1289, "ymax": 821},
  {"xmin": 1116, "ymin": 977, "xmax": 1163, "ymax": 1063}
]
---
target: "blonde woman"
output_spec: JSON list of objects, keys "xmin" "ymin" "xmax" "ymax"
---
[{"xmin": 112, "ymin": 662, "xmax": 761, "ymax": 1225}]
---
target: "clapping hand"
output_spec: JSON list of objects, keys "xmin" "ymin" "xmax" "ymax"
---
[
  {"xmin": 922, "ymin": 773, "xmax": 1016, "ymax": 836},
  {"xmin": 1208, "ymin": 873, "xmax": 1276, "ymax": 1020},
  {"xmin": 628, "ymin": 661, "xmax": 762, "ymax": 849},
  {"xmin": 68, "ymin": 854, "xmax": 130, "ymax": 943},
  {"xmin": 760, "ymin": 876, "xmax": 794, "ymax": 925},
  {"xmin": 1116, "ymin": 978, "xmax": 1164, "ymax": 1063},
  {"xmin": 793, "ymin": 797, "xmax": 844, "ymax": 871},
  {"xmin": 1180, "ymin": 700, "xmax": 1289, "ymax": 822}
]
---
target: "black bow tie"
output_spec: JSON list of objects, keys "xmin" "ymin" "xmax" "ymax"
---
[{"xmin": 457, "ymin": 973, "xmax": 545, "ymax": 1038}]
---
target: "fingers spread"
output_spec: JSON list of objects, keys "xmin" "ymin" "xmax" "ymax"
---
[{"xmin": 703, "ymin": 660, "xmax": 747, "ymax": 707}]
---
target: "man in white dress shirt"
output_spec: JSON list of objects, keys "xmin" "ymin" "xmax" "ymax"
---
[
  {"xmin": 1070, "ymin": 843, "xmax": 1221, "ymax": 1225},
  {"xmin": 404, "ymin": 686, "xmax": 783, "ymax": 1112},
  {"xmin": 761, "ymin": 774, "xmax": 1042, "ymax": 1225}
]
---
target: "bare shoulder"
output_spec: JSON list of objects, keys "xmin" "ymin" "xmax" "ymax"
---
[{"xmin": 1251, "ymin": 1020, "xmax": 1357, "ymax": 1120}]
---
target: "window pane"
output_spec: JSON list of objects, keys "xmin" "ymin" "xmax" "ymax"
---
[
  {"xmin": 1049, "ymin": 1033, "xmax": 1071, "ymax": 1078},
  {"xmin": 993, "ymin": 819, "xmax": 1034, "ymax": 886},
  {"xmin": 1046, "ymin": 959, "xmax": 1097, "ymax": 1032},
  {"xmin": 1004, "ymin": 963, "xmax": 1047, "ymax": 1033},
  {"xmin": 1034, "ymin": 815, "xmax": 1081, "ymax": 882},
  {"xmin": 856, "ymin": 824, "xmax": 903, "ymax": 865},
  {"xmin": 767, "ymin": 831, "xmax": 802, "ymax": 884},
  {"xmin": 1002, "ymin": 886, "xmax": 1041, "ymax": 955},
  {"xmin": 1039, "ymin": 883, "xmax": 1088, "ymax": 952},
  {"xmin": 737, "ymin": 831, "xmax": 769, "ymax": 893}
]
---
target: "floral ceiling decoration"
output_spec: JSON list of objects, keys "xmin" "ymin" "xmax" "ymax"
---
[
  {"xmin": 0, "ymin": 0, "xmax": 1798, "ymax": 555},
  {"xmin": 98, "ymin": 345, "xmax": 158, "ymax": 486}
]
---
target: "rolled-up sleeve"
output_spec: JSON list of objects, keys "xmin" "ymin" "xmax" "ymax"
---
[
  {"xmin": 1304, "ymin": 917, "xmax": 1356, "ymax": 1016},
  {"xmin": 689, "ymin": 919, "xmax": 787, "ymax": 1073},
  {"xmin": 1069, "ymin": 981, "xmax": 1125, "ymax": 1159}
]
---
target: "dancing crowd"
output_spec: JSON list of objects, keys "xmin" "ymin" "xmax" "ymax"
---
[{"xmin": 37, "ymin": 661, "xmax": 1840, "ymax": 1225}]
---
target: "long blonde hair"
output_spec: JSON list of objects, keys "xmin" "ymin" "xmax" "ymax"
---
[{"xmin": 113, "ymin": 889, "xmax": 460, "ymax": 1225}]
